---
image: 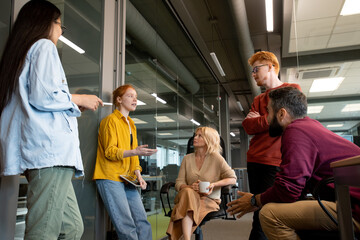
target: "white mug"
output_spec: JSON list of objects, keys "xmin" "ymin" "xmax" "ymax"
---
[{"xmin": 199, "ymin": 181, "xmax": 210, "ymax": 193}]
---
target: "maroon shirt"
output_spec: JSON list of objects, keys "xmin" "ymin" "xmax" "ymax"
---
[{"xmin": 261, "ymin": 117, "xmax": 360, "ymax": 221}]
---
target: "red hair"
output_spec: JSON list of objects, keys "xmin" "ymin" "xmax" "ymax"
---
[
  {"xmin": 248, "ymin": 51, "xmax": 280, "ymax": 75},
  {"xmin": 112, "ymin": 84, "xmax": 136, "ymax": 107}
]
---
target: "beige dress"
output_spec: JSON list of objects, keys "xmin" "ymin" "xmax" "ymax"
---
[{"xmin": 166, "ymin": 152, "xmax": 236, "ymax": 239}]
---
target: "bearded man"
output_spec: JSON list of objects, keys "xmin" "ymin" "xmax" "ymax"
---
[{"xmin": 228, "ymin": 87, "xmax": 360, "ymax": 240}]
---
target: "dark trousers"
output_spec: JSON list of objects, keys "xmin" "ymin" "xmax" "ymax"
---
[{"xmin": 247, "ymin": 162, "xmax": 280, "ymax": 240}]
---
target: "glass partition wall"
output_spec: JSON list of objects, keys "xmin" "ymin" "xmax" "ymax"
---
[
  {"xmin": 3, "ymin": 0, "xmax": 359, "ymax": 239},
  {"xmin": 126, "ymin": 0, "xmax": 220, "ymax": 239},
  {"xmin": 2, "ymin": 0, "xmax": 221, "ymax": 239},
  {"xmin": 58, "ymin": 1, "xmax": 103, "ymax": 239}
]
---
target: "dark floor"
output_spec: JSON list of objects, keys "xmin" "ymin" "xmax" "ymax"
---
[{"xmin": 190, "ymin": 213, "xmax": 253, "ymax": 240}]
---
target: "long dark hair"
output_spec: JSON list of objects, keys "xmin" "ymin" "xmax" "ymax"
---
[{"xmin": 0, "ymin": 0, "xmax": 61, "ymax": 116}]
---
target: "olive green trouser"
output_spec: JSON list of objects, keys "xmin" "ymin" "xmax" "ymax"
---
[{"xmin": 25, "ymin": 167, "xmax": 84, "ymax": 240}]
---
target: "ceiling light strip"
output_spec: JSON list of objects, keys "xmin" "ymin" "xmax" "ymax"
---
[
  {"xmin": 236, "ymin": 101, "xmax": 244, "ymax": 111},
  {"xmin": 265, "ymin": 0, "xmax": 274, "ymax": 32},
  {"xmin": 190, "ymin": 119, "xmax": 200, "ymax": 126},
  {"xmin": 210, "ymin": 52, "xmax": 226, "ymax": 77},
  {"xmin": 59, "ymin": 36, "xmax": 85, "ymax": 54},
  {"xmin": 151, "ymin": 93, "xmax": 167, "ymax": 104}
]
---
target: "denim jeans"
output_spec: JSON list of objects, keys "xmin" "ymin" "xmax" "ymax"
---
[
  {"xmin": 25, "ymin": 167, "xmax": 84, "ymax": 240},
  {"xmin": 96, "ymin": 179, "xmax": 152, "ymax": 240}
]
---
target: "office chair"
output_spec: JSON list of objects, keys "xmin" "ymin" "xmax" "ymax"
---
[
  {"xmin": 160, "ymin": 182, "xmax": 235, "ymax": 240},
  {"xmin": 296, "ymin": 177, "xmax": 359, "ymax": 240},
  {"xmin": 160, "ymin": 134, "xmax": 236, "ymax": 240}
]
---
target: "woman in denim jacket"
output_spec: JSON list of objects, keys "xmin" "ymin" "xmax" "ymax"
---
[{"xmin": 0, "ymin": 1, "xmax": 102, "ymax": 239}]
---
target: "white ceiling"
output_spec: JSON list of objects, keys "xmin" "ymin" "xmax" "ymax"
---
[
  {"xmin": 56, "ymin": 0, "xmax": 360, "ymax": 147},
  {"xmin": 282, "ymin": 0, "xmax": 360, "ymax": 137},
  {"xmin": 289, "ymin": 0, "xmax": 360, "ymax": 53}
]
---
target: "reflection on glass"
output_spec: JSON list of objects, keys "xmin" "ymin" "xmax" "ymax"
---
[
  {"xmin": 126, "ymin": 0, "xmax": 220, "ymax": 239},
  {"xmin": 0, "ymin": 1, "xmax": 11, "ymax": 58},
  {"xmin": 53, "ymin": 1, "xmax": 103, "ymax": 239}
]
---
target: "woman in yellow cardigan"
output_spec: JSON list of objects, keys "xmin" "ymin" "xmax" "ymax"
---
[{"xmin": 93, "ymin": 84, "xmax": 157, "ymax": 240}]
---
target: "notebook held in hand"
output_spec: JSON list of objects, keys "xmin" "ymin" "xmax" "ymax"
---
[{"xmin": 120, "ymin": 175, "xmax": 141, "ymax": 187}]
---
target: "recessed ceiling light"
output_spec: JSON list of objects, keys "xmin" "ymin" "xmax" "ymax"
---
[
  {"xmin": 341, "ymin": 103, "xmax": 360, "ymax": 112},
  {"xmin": 230, "ymin": 132, "xmax": 235, "ymax": 137},
  {"xmin": 309, "ymin": 77, "xmax": 344, "ymax": 92},
  {"xmin": 307, "ymin": 105, "xmax": 324, "ymax": 114},
  {"xmin": 132, "ymin": 118, "xmax": 148, "ymax": 124},
  {"xmin": 327, "ymin": 124, "xmax": 344, "ymax": 128},
  {"xmin": 154, "ymin": 116, "xmax": 175, "ymax": 122},
  {"xmin": 158, "ymin": 133, "xmax": 173, "ymax": 136},
  {"xmin": 340, "ymin": 0, "xmax": 360, "ymax": 16}
]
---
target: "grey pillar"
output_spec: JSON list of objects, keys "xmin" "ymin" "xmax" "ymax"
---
[
  {"xmin": 219, "ymin": 91, "xmax": 231, "ymax": 166},
  {"xmin": 95, "ymin": 0, "xmax": 124, "ymax": 239},
  {"xmin": 239, "ymin": 126, "xmax": 249, "ymax": 167},
  {"xmin": 0, "ymin": 1, "xmax": 21, "ymax": 239},
  {"xmin": 0, "ymin": 176, "xmax": 20, "ymax": 240}
]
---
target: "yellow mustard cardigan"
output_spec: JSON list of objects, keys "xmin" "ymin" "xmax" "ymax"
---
[{"xmin": 93, "ymin": 109, "xmax": 142, "ymax": 181}]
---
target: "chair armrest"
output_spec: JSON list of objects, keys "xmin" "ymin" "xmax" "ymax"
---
[
  {"xmin": 220, "ymin": 184, "xmax": 236, "ymax": 220},
  {"xmin": 221, "ymin": 184, "xmax": 235, "ymax": 195}
]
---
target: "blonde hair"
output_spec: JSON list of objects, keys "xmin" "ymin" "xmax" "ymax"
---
[
  {"xmin": 195, "ymin": 127, "xmax": 222, "ymax": 155},
  {"xmin": 248, "ymin": 51, "xmax": 280, "ymax": 75}
]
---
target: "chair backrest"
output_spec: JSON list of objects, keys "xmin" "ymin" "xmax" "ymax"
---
[
  {"xmin": 160, "ymin": 182, "xmax": 176, "ymax": 217},
  {"xmin": 162, "ymin": 164, "xmax": 180, "ymax": 183},
  {"xmin": 186, "ymin": 134, "xmax": 195, "ymax": 154}
]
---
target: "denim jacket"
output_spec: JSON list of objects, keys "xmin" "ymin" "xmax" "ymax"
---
[{"xmin": 0, "ymin": 39, "xmax": 84, "ymax": 177}]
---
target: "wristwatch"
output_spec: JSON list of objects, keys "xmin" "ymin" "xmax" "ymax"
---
[{"xmin": 250, "ymin": 194, "xmax": 258, "ymax": 207}]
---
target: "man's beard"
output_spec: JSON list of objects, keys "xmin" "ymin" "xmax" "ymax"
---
[{"xmin": 269, "ymin": 117, "xmax": 283, "ymax": 137}]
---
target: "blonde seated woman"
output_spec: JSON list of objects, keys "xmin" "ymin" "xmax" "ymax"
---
[{"xmin": 166, "ymin": 127, "xmax": 237, "ymax": 240}]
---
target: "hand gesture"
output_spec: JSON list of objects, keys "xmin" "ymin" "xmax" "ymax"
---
[
  {"xmin": 135, "ymin": 145, "xmax": 157, "ymax": 156},
  {"xmin": 72, "ymin": 94, "xmax": 103, "ymax": 111},
  {"xmin": 226, "ymin": 191, "xmax": 258, "ymax": 218}
]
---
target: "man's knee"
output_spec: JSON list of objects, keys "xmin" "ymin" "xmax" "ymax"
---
[{"xmin": 259, "ymin": 203, "xmax": 277, "ymax": 226}]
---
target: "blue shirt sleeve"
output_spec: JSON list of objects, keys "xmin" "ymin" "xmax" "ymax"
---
[{"xmin": 28, "ymin": 39, "xmax": 80, "ymax": 117}]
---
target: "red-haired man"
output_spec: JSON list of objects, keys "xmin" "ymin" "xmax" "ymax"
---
[{"xmin": 242, "ymin": 51, "xmax": 301, "ymax": 240}]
